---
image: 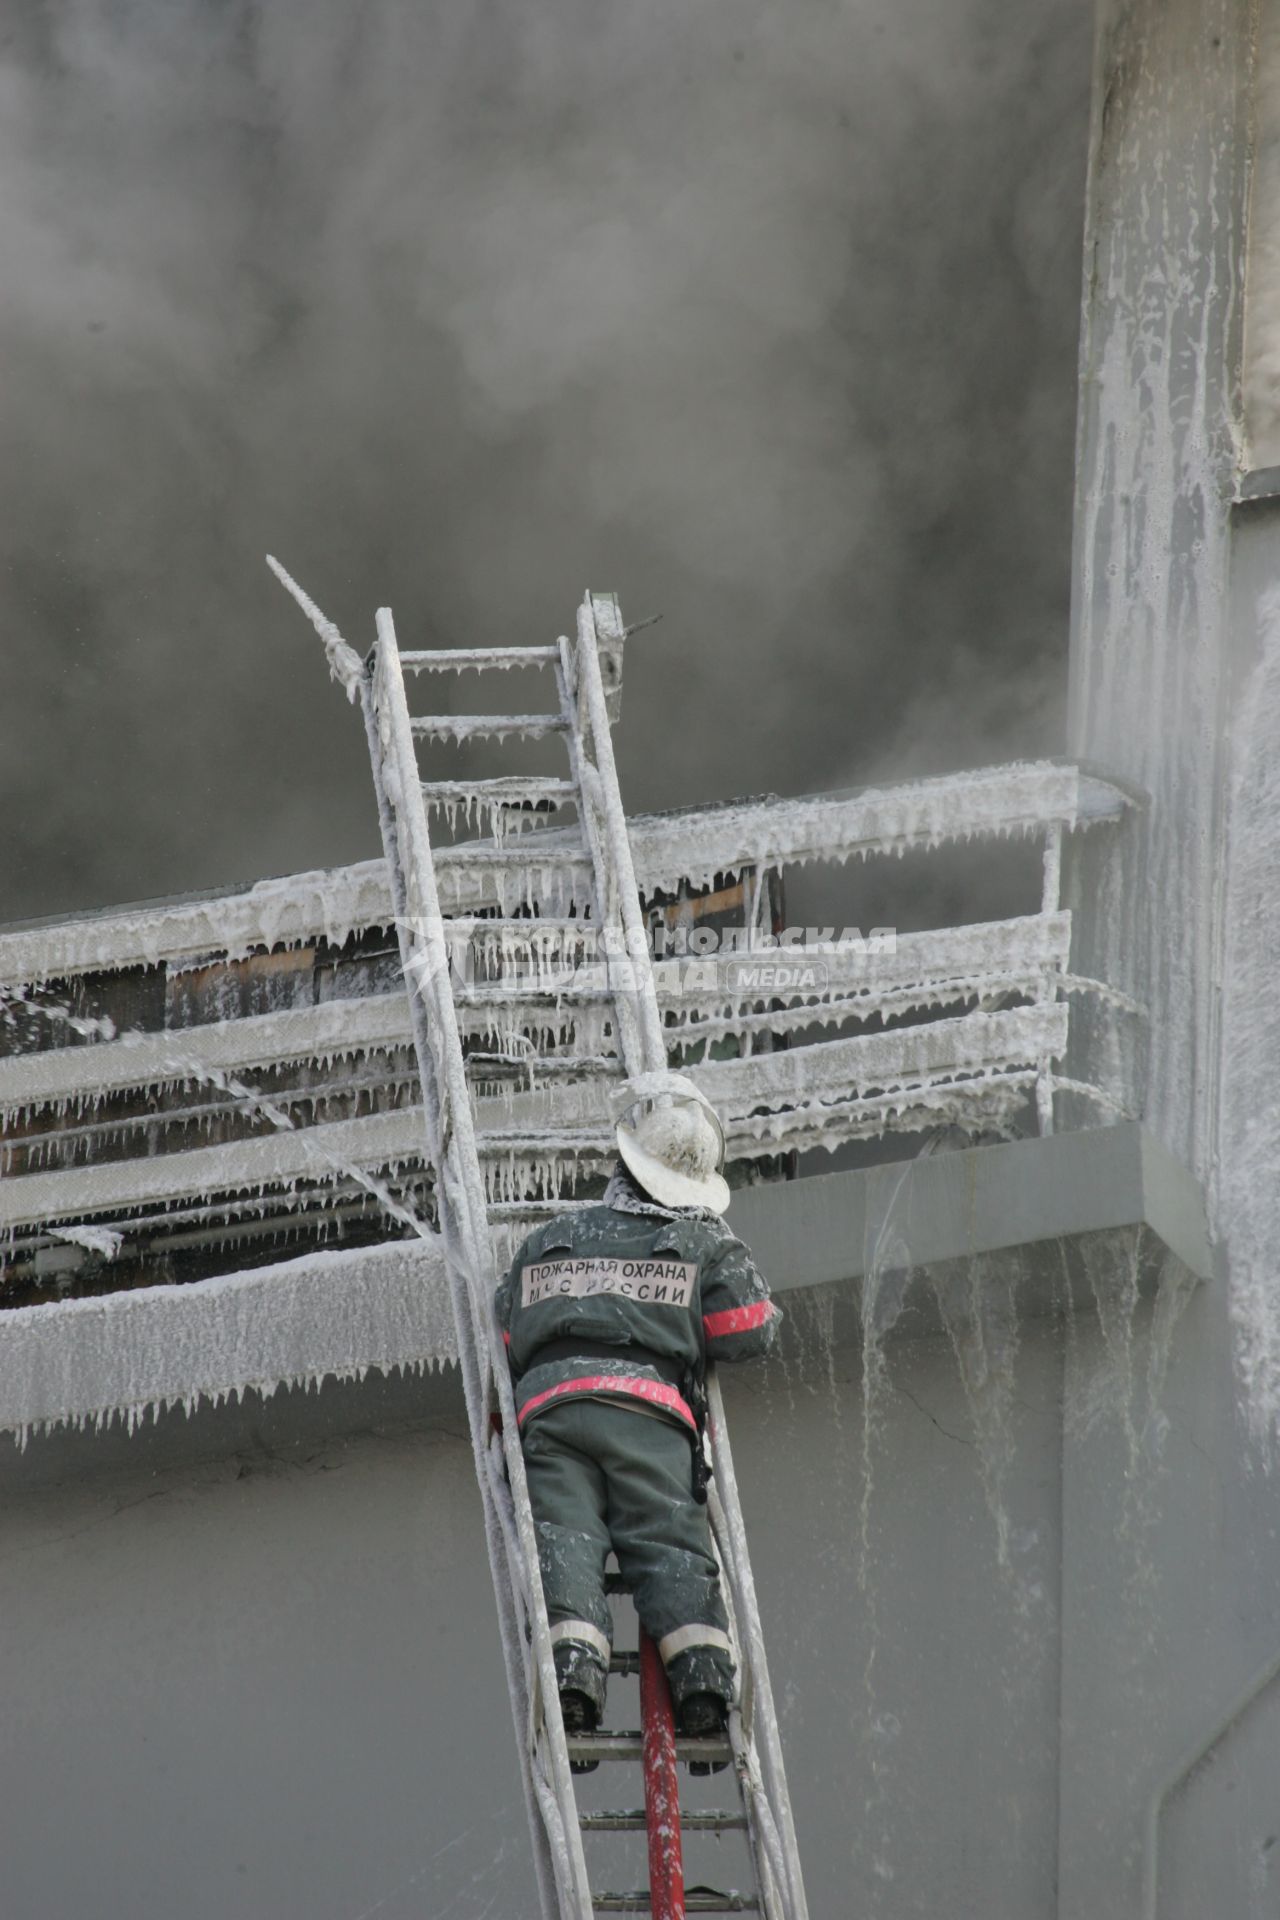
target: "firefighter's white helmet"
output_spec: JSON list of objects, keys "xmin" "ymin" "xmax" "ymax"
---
[{"xmin": 613, "ymin": 1072, "xmax": 730, "ymax": 1214}]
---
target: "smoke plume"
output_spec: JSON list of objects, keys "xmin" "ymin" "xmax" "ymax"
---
[{"xmin": 0, "ymin": 0, "xmax": 1089, "ymax": 924}]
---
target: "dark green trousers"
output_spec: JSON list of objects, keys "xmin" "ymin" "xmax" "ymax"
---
[{"xmin": 521, "ymin": 1397, "xmax": 735, "ymax": 1711}]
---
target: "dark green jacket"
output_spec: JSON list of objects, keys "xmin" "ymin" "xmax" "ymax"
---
[{"xmin": 496, "ymin": 1201, "xmax": 778, "ymax": 1433}]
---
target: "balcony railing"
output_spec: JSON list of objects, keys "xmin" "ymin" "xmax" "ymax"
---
[{"xmin": 0, "ymin": 759, "xmax": 1133, "ymax": 1302}]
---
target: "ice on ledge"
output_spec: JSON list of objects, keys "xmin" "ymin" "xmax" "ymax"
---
[{"xmin": 0, "ymin": 1238, "xmax": 456, "ymax": 1446}]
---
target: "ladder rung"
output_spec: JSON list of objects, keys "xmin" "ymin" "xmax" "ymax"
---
[
  {"xmin": 592, "ymin": 1893, "xmax": 757, "ymax": 1914},
  {"xmin": 447, "ymin": 916, "xmax": 593, "ymax": 931},
  {"xmin": 468, "ymin": 1052, "xmax": 617, "ymax": 1082},
  {"xmin": 567, "ymin": 1732, "xmax": 734, "ymax": 1766},
  {"xmin": 580, "ymin": 1809, "xmax": 748, "ymax": 1834},
  {"xmin": 525, "ymin": 1056, "xmax": 620, "ymax": 1076},
  {"xmin": 466, "ymin": 1054, "xmax": 618, "ymax": 1079},
  {"xmin": 459, "ymin": 1015, "xmax": 607, "ymax": 1040},
  {"xmin": 478, "ymin": 1130, "xmax": 610, "ymax": 1147},
  {"xmin": 452, "ymin": 934, "xmax": 597, "ymax": 957},
  {"xmin": 460, "ymin": 984, "xmax": 615, "ymax": 1006},
  {"xmin": 399, "ymin": 646, "xmax": 560, "ymax": 671},
  {"xmin": 409, "ymin": 714, "xmax": 568, "ymax": 741},
  {"xmin": 420, "ymin": 777, "xmax": 577, "ymax": 805},
  {"xmin": 486, "ymin": 1199, "xmax": 599, "ymax": 1220},
  {"xmin": 439, "ymin": 842, "xmax": 588, "ymax": 865}
]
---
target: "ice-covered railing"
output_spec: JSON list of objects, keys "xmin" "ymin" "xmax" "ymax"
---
[
  {"xmin": 0, "ymin": 981, "xmax": 1078, "ymax": 1239},
  {"xmin": 0, "ymin": 867, "xmax": 393, "ymax": 989},
  {"xmin": 0, "ymin": 913, "xmax": 1071, "ymax": 1112},
  {"xmin": 627, "ymin": 761, "xmax": 1122, "ymax": 897},
  {"xmin": 0, "ymin": 762, "xmax": 1117, "ymax": 989},
  {"xmin": 0, "ymin": 757, "xmax": 1133, "ymax": 1297},
  {"xmin": 0, "ymin": 1000, "xmax": 1066, "ymax": 1234}
]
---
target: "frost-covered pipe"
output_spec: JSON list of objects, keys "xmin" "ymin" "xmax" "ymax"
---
[
  {"xmin": 0, "ymin": 1029, "xmax": 1068, "ymax": 1232},
  {"xmin": 0, "ymin": 921, "xmax": 1074, "ymax": 1118},
  {"xmin": 564, "ymin": 760, "xmax": 1102, "ymax": 898},
  {"xmin": 0, "ymin": 863, "xmax": 396, "ymax": 991},
  {"xmin": 0, "ymin": 1103, "xmax": 429, "ymax": 1232},
  {"xmin": 0, "ymin": 915, "xmax": 1076, "ymax": 1126},
  {"xmin": 694, "ymin": 1004, "xmax": 1069, "ymax": 1113}
]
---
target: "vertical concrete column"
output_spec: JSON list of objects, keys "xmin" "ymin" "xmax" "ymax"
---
[
  {"xmin": 1066, "ymin": 0, "xmax": 1253, "ymax": 1180},
  {"xmin": 1058, "ymin": 8, "xmax": 1280, "ymax": 1919}
]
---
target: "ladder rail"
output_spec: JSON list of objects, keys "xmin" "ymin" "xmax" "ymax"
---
[
  {"xmin": 558, "ymin": 603, "xmax": 666, "ymax": 1078},
  {"xmin": 362, "ymin": 637, "xmax": 565, "ymax": 1915},
  {"xmin": 367, "ymin": 759, "xmax": 568, "ymax": 1920},
  {"xmin": 368, "ymin": 614, "xmax": 596, "ymax": 1920},
  {"xmin": 705, "ymin": 1374, "xmax": 809, "ymax": 1920},
  {"xmin": 375, "ymin": 617, "xmax": 592, "ymax": 1916},
  {"xmin": 564, "ymin": 597, "xmax": 807, "ymax": 1918},
  {"xmin": 573, "ymin": 596, "xmax": 667, "ymax": 1073}
]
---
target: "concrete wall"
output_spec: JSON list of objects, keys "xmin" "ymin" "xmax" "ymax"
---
[
  {"xmin": 0, "ymin": 1306, "xmax": 1071, "ymax": 1919},
  {"xmin": 0, "ymin": 1230, "xmax": 1219, "ymax": 1920},
  {"xmin": 1059, "ymin": 1272, "xmax": 1280, "ymax": 1920},
  {"xmin": 0, "ymin": 1372, "xmax": 526, "ymax": 1920}
]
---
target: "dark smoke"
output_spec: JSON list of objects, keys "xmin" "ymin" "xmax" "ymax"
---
[{"xmin": 0, "ymin": 0, "xmax": 1089, "ymax": 925}]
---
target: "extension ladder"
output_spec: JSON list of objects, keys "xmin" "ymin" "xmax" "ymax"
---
[{"xmin": 281, "ymin": 566, "xmax": 807, "ymax": 1919}]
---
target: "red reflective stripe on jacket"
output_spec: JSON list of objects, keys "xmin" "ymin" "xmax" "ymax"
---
[
  {"xmin": 703, "ymin": 1299, "xmax": 774, "ymax": 1340},
  {"xmin": 517, "ymin": 1374, "xmax": 696, "ymax": 1431}
]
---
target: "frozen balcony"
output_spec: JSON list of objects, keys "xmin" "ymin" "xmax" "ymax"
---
[
  {"xmin": 0, "ymin": 751, "xmax": 1212, "ymax": 1442},
  {"xmin": 0, "ymin": 759, "xmax": 1129, "ymax": 1271}
]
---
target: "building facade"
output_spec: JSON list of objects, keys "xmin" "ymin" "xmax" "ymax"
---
[{"xmin": 2, "ymin": 6, "xmax": 1278, "ymax": 1915}]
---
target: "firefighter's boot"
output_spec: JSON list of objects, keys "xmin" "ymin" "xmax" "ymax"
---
[
  {"xmin": 555, "ymin": 1640, "xmax": 606, "ymax": 1774},
  {"xmin": 675, "ymin": 1680, "xmax": 731, "ymax": 1775}
]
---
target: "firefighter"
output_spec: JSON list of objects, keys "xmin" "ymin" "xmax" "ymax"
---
[{"xmin": 495, "ymin": 1072, "xmax": 779, "ymax": 1757}]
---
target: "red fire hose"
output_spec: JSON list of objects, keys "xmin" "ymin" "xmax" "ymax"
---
[{"xmin": 639, "ymin": 1628, "xmax": 684, "ymax": 1920}]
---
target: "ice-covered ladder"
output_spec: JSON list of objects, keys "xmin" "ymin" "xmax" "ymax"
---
[{"xmin": 278, "ymin": 564, "xmax": 807, "ymax": 1920}]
